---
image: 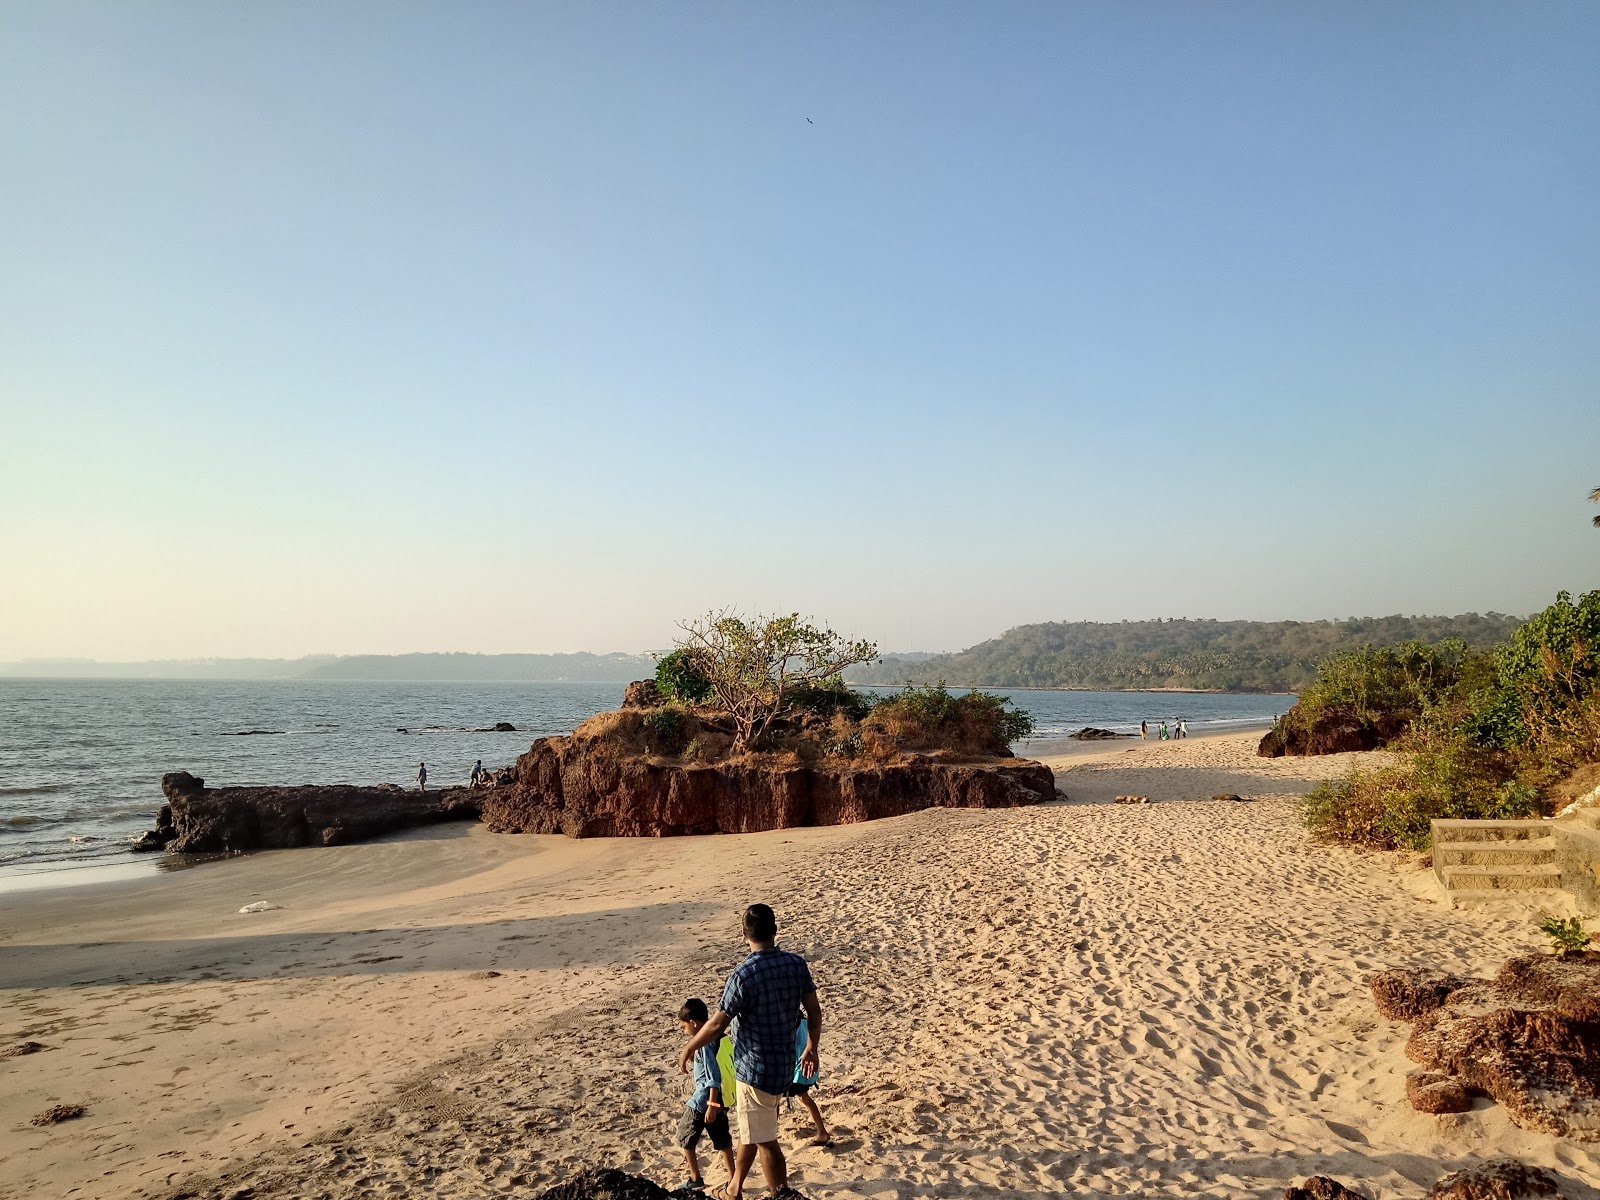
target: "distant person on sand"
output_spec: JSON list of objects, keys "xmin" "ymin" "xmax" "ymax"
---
[
  {"xmin": 1158, "ymin": 722, "xmax": 1168, "ymax": 741},
  {"xmin": 1178, "ymin": 719, "xmax": 1188, "ymax": 739},
  {"xmin": 679, "ymin": 903, "xmax": 821, "ymax": 1200},
  {"xmin": 417, "ymin": 762, "xmax": 427, "ymax": 792},
  {"xmin": 674, "ymin": 997, "xmax": 735, "ymax": 1192},
  {"xmin": 1140, "ymin": 720, "xmax": 1148, "ymax": 740}
]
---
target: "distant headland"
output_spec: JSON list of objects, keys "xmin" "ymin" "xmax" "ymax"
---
[{"xmin": 0, "ymin": 612, "xmax": 1523, "ymax": 691}]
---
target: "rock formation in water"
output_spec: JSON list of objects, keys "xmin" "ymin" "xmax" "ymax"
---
[
  {"xmin": 154, "ymin": 772, "xmax": 481, "ymax": 853},
  {"xmin": 1370, "ymin": 954, "xmax": 1600, "ymax": 1140},
  {"xmin": 1258, "ymin": 702, "xmax": 1410, "ymax": 757},
  {"xmin": 481, "ymin": 684, "xmax": 1057, "ymax": 838},
  {"xmin": 1070, "ymin": 727, "xmax": 1133, "ymax": 740}
]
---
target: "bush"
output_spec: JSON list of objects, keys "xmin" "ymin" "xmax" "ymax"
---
[
  {"xmin": 1539, "ymin": 915, "xmax": 1592, "ymax": 958},
  {"xmin": 786, "ymin": 676, "xmax": 875, "ymax": 722},
  {"xmin": 641, "ymin": 706, "xmax": 687, "ymax": 755},
  {"xmin": 867, "ymin": 684, "xmax": 1035, "ymax": 755},
  {"xmin": 655, "ymin": 649, "xmax": 713, "ymax": 704}
]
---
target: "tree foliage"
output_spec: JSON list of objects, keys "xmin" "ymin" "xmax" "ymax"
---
[
  {"xmin": 671, "ymin": 611, "xmax": 878, "ymax": 753},
  {"xmin": 848, "ymin": 614, "xmax": 1524, "ymax": 693},
  {"xmin": 1301, "ymin": 591, "xmax": 1600, "ymax": 850}
]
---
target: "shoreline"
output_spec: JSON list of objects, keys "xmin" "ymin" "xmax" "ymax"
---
[{"xmin": 4, "ymin": 731, "xmax": 1593, "ymax": 1199}]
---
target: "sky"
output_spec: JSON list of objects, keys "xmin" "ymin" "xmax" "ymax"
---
[{"xmin": 2, "ymin": 2, "xmax": 1598, "ymax": 660}]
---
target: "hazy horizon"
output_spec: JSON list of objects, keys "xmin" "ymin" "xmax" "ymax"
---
[{"xmin": 4, "ymin": 3, "xmax": 1597, "ymax": 661}]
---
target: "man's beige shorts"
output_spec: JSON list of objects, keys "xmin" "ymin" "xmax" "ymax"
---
[{"xmin": 736, "ymin": 1083, "xmax": 781, "ymax": 1145}]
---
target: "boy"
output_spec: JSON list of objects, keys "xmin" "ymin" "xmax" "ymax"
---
[{"xmin": 676, "ymin": 998, "xmax": 734, "ymax": 1191}]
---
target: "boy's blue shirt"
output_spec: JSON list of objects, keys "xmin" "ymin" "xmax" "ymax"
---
[{"xmin": 688, "ymin": 1036, "xmax": 723, "ymax": 1113}]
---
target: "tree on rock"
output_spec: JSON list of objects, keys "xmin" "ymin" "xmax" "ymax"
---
[{"xmin": 671, "ymin": 611, "xmax": 878, "ymax": 753}]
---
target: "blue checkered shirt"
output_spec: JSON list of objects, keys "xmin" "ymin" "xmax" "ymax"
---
[{"xmin": 720, "ymin": 947, "xmax": 815, "ymax": 1095}]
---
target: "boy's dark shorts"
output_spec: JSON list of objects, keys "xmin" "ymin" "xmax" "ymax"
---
[{"xmin": 676, "ymin": 1105, "xmax": 732, "ymax": 1152}]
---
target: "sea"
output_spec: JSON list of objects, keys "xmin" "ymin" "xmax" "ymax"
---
[{"xmin": 0, "ymin": 679, "xmax": 1289, "ymax": 887}]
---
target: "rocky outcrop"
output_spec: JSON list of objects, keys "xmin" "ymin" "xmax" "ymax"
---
[
  {"xmin": 1407, "ymin": 1070, "xmax": 1472, "ymax": 1114},
  {"xmin": 539, "ymin": 1168, "xmax": 808, "ymax": 1200},
  {"xmin": 131, "ymin": 804, "xmax": 178, "ymax": 851},
  {"xmin": 1429, "ymin": 1159, "xmax": 1559, "ymax": 1200},
  {"xmin": 156, "ymin": 772, "xmax": 481, "ymax": 853},
  {"xmin": 623, "ymin": 680, "xmax": 665, "ymax": 708},
  {"xmin": 481, "ymin": 736, "xmax": 1056, "ymax": 838},
  {"xmin": 1284, "ymin": 1179, "xmax": 1365, "ymax": 1200},
  {"xmin": 1258, "ymin": 703, "xmax": 1409, "ymax": 757},
  {"xmin": 1071, "ymin": 727, "xmax": 1132, "ymax": 740},
  {"xmin": 1372, "ymin": 954, "xmax": 1600, "ymax": 1139}
]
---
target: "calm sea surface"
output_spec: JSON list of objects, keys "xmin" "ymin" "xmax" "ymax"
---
[{"xmin": 0, "ymin": 680, "xmax": 1287, "ymax": 883}]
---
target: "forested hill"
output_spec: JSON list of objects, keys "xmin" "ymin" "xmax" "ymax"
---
[{"xmin": 845, "ymin": 613, "xmax": 1525, "ymax": 693}]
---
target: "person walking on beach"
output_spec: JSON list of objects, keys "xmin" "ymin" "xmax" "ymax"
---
[
  {"xmin": 679, "ymin": 903, "xmax": 821, "ymax": 1200},
  {"xmin": 790, "ymin": 1012, "xmax": 831, "ymax": 1147},
  {"xmin": 1140, "ymin": 719, "xmax": 1148, "ymax": 740},
  {"xmin": 1178, "ymin": 719, "xmax": 1188, "ymax": 739},
  {"xmin": 674, "ymin": 997, "xmax": 735, "ymax": 1191},
  {"xmin": 1158, "ymin": 721, "xmax": 1168, "ymax": 741},
  {"xmin": 417, "ymin": 761, "xmax": 427, "ymax": 792}
]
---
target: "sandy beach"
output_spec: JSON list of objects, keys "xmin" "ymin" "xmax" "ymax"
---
[{"xmin": 3, "ymin": 732, "xmax": 1597, "ymax": 1200}]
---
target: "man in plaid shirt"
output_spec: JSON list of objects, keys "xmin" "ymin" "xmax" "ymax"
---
[{"xmin": 679, "ymin": 903, "xmax": 822, "ymax": 1200}]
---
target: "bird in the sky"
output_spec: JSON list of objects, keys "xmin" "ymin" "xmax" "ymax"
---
[{"xmin": 806, "ymin": 116, "xmax": 813, "ymax": 124}]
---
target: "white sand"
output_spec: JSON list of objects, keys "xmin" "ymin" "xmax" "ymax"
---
[{"xmin": 2, "ymin": 733, "xmax": 1597, "ymax": 1199}]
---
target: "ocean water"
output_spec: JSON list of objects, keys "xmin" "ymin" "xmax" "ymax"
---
[{"xmin": 0, "ymin": 679, "xmax": 1286, "ymax": 882}]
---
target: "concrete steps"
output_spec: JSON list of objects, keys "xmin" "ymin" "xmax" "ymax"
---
[{"xmin": 1432, "ymin": 819, "xmax": 1569, "ymax": 904}]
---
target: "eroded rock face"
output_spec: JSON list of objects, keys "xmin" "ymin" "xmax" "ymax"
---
[
  {"xmin": 1284, "ymin": 1178, "xmax": 1366, "ymax": 1200},
  {"xmin": 622, "ymin": 680, "xmax": 665, "ymax": 708},
  {"xmin": 1258, "ymin": 704, "xmax": 1409, "ymax": 757},
  {"xmin": 539, "ymin": 1170, "xmax": 808, "ymax": 1200},
  {"xmin": 480, "ymin": 736, "xmax": 1056, "ymax": 838},
  {"xmin": 157, "ymin": 772, "xmax": 481, "ymax": 853},
  {"xmin": 1370, "ymin": 967, "xmax": 1472, "ymax": 1022},
  {"xmin": 1373, "ymin": 954, "xmax": 1600, "ymax": 1140},
  {"xmin": 1407, "ymin": 1070, "xmax": 1472, "ymax": 1114},
  {"xmin": 1428, "ymin": 1158, "xmax": 1559, "ymax": 1200}
]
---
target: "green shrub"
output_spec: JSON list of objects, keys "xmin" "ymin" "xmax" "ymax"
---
[
  {"xmin": 655, "ymin": 649, "xmax": 713, "ymax": 704},
  {"xmin": 786, "ymin": 676, "xmax": 875, "ymax": 721},
  {"xmin": 1539, "ymin": 915, "xmax": 1592, "ymax": 958},
  {"xmin": 870, "ymin": 684, "xmax": 1035, "ymax": 750},
  {"xmin": 641, "ymin": 706, "xmax": 686, "ymax": 754}
]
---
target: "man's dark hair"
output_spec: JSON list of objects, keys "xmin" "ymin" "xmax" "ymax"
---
[
  {"xmin": 743, "ymin": 903, "xmax": 777, "ymax": 942},
  {"xmin": 679, "ymin": 997, "xmax": 709, "ymax": 1023}
]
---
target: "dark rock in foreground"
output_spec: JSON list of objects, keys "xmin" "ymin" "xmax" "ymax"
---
[
  {"xmin": 540, "ymin": 1169, "xmax": 808, "ymax": 1200},
  {"xmin": 1070, "ymin": 726, "xmax": 1133, "ymax": 740},
  {"xmin": 482, "ymin": 732, "xmax": 1056, "ymax": 838},
  {"xmin": 1258, "ymin": 702, "xmax": 1409, "ymax": 757},
  {"xmin": 156, "ymin": 772, "xmax": 481, "ymax": 854},
  {"xmin": 1284, "ymin": 1178, "xmax": 1366, "ymax": 1200},
  {"xmin": 1372, "ymin": 954, "xmax": 1600, "ymax": 1139},
  {"xmin": 1429, "ymin": 1158, "xmax": 1560, "ymax": 1200}
]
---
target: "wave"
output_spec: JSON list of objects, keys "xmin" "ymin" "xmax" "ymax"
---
[
  {"xmin": 0, "ymin": 781, "xmax": 70, "ymax": 796},
  {"xmin": 0, "ymin": 813, "xmax": 62, "ymax": 829}
]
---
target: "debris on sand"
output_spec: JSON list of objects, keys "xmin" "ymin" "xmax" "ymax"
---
[{"xmin": 30, "ymin": 1103, "xmax": 85, "ymax": 1126}]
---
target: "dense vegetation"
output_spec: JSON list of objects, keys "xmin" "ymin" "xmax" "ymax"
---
[
  {"xmin": 847, "ymin": 613, "xmax": 1524, "ymax": 693},
  {"xmin": 620, "ymin": 678, "xmax": 1034, "ymax": 763},
  {"xmin": 1302, "ymin": 591, "xmax": 1600, "ymax": 850}
]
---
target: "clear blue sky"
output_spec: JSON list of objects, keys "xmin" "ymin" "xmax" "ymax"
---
[{"xmin": 3, "ymin": 2, "xmax": 1597, "ymax": 659}]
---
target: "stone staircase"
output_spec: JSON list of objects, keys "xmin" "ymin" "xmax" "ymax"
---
[{"xmin": 1431, "ymin": 818, "xmax": 1566, "ymax": 906}]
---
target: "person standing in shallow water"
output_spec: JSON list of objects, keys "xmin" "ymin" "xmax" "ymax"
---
[
  {"xmin": 416, "ymin": 762, "xmax": 427, "ymax": 792},
  {"xmin": 1140, "ymin": 719, "xmax": 1148, "ymax": 740},
  {"xmin": 679, "ymin": 903, "xmax": 821, "ymax": 1200}
]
